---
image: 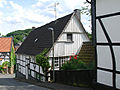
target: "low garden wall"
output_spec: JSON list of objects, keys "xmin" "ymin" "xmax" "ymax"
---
[{"xmin": 50, "ymin": 70, "xmax": 95, "ymax": 87}]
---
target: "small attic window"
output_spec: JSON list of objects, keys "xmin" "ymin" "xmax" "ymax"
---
[
  {"xmin": 34, "ymin": 38, "xmax": 38, "ymax": 42},
  {"xmin": 67, "ymin": 33, "xmax": 72, "ymax": 42}
]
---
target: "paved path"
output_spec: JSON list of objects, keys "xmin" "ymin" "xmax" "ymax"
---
[
  {"xmin": 0, "ymin": 74, "xmax": 51, "ymax": 90},
  {"xmin": 18, "ymin": 77, "xmax": 93, "ymax": 90}
]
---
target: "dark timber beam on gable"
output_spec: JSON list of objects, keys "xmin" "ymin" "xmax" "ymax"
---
[{"xmin": 63, "ymin": 32, "xmax": 85, "ymax": 34}]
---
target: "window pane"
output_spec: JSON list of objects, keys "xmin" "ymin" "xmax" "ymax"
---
[{"xmin": 67, "ymin": 34, "xmax": 72, "ymax": 41}]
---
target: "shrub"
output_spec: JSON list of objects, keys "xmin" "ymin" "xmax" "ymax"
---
[
  {"xmin": 0, "ymin": 65, "xmax": 3, "ymax": 72},
  {"xmin": 61, "ymin": 55, "xmax": 87, "ymax": 70},
  {"xmin": 36, "ymin": 48, "xmax": 50, "ymax": 72},
  {"xmin": 2, "ymin": 61, "xmax": 9, "ymax": 68},
  {"xmin": 0, "ymin": 61, "xmax": 9, "ymax": 74}
]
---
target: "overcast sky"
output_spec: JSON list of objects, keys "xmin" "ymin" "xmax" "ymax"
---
[{"xmin": 0, "ymin": 0, "xmax": 91, "ymax": 35}]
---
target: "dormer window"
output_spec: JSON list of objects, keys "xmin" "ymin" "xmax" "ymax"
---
[{"xmin": 67, "ymin": 33, "xmax": 72, "ymax": 42}]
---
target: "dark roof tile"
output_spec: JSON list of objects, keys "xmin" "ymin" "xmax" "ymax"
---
[{"xmin": 16, "ymin": 13, "xmax": 73, "ymax": 56}]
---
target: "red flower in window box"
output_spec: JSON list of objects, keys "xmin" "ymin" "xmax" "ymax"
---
[
  {"xmin": 74, "ymin": 55, "xmax": 77, "ymax": 60},
  {"xmin": 69, "ymin": 56, "xmax": 72, "ymax": 60}
]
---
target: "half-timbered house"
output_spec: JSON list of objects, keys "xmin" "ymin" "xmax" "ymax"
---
[
  {"xmin": 16, "ymin": 9, "xmax": 90, "ymax": 80},
  {"xmin": 0, "ymin": 37, "xmax": 14, "ymax": 65},
  {"xmin": 91, "ymin": 0, "xmax": 120, "ymax": 89}
]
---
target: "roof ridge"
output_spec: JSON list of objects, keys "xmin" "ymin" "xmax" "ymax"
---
[
  {"xmin": 34, "ymin": 13, "xmax": 73, "ymax": 31},
  {"xmin": 16, "ymin": 12, "xmax": 73, "ymax": 55},
  {"xmin": 0, "ymin": 37, "xmax": 12, "ymax": 38}
]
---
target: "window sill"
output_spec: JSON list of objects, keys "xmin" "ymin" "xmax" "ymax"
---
[
  {"xmin": 65, "ymin": 41, "xmax": 74, "ymax": 43},
  {"xmin": 56, "ymin": 41, "xmax": 74, "ymax": 43}
]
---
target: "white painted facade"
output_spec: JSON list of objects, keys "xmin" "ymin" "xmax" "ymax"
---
[
  {"xmin": 96, "ymin": 0, "xmax": 120, "ymax": 89},
  {"xmin": 0, "ymin": 52, "xmax": 10, "ymax": 65},
  {"xmin": 47, "ymin": 14, "xmax": 89, "ymax": 70},
  {"xmin": 0, "ymin": 59, "xmax": 4, "ymax": 65},
  {"xmin": 48, "ymin": 14, "xmax": 89, "ymax": 57}
]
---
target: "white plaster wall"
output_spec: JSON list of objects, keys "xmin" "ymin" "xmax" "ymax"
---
[
  {"xmin": 96, "ymin": 0, "xmax": 120, "ymax": 16},
  {"xmin": 23, "ymin": 67, "xmax": 25, "ymax": 75},
  {"xmin": 116, "ymin": 74, "xmax": 120, "ymax": 89},
  {"xmin": 0, "ymin": 61, "xmax": 2, "ymax": 65},
  {"xmin": 97, "ymin": 15, "xmax": 120, "ymax": 43},
  {"xmin": 113, "ymin": 46, "xmax": 120, "ymax": 71},
  {"xmin": 53, "ymin": 43, "xmax": 65, "ymax": 57},
  {"xmin": 58, "ymin": 34, "xmax": 66, "ymax": 41},
  {"xmin": 96, "ymin": 21, "xmax": 108, "ymax": 43},
  {"xmin": 48, "ymin": 15, "xmax": 89, "ymax": 57},
  {"xmin": 97, "ymin": 70, "xmax": 112, "ymax": 86},
  {"xmin": 48, "ymin": 58, "xmax": 52, "ymax": 70},
  {"xmin": 35, "ymin": 65, "xmax": 39, "ymax": 72},
  {"xmin": 16, "ymin": 54, "xmax": 44, "ymax": 77},
  {"xmin": 97, "ymin": 46, "xmax": 113, "ymax": 69},
  {"xmin": 96, "ymin": 0, "xmax": 120, "ymax": 43},
  {"xmin": 30, "ymin": 63, "xmax": 34, "ymax": 70},
  {"xmin": 65, "ymin": 34, "xmax": 83, "ymax": 56},
  {"xmin": 5, "ymin": 56, "xmax": 9, "ymax": 59},
  {"xmin": 0, "ymin": 60, "xmax": 4, "ymax": 65},
  {"xmin": 96, "ymin": 0, "xmax": 120, "ymax": 89},
  {"xmin": 65, "ymin": 16, "xmax": 84, "ymax": 33},
  {"xmin": 31, "ymin": 71, "xmax": 34, "ymax": 77},
  {"xmin": 102, "ymin": 16, "xmax": 120, "ymax": 42}
]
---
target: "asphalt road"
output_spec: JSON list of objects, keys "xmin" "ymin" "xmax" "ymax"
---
[{"xmin": 0, "ymin": 74, "xmax": 51, "ymax": 90}]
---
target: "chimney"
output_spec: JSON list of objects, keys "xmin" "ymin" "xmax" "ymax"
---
[
  {"xmin": 32, "ymin": 27, "xmax": 36, "ymax": 30},
  {"xmin": 74, "ymin": 9, "xmax": 81, "ymax": 20}
]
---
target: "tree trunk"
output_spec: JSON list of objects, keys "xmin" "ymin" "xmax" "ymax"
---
[
  {"xmin": 9, "ymin": 66, "xmax": 14, "ymax": 74},
  {"xmin": 6, "ymin": 66, "xmax": 8, "ymax": 74}
]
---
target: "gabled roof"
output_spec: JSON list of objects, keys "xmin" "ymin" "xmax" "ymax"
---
[
  {"xmin": 16, "ymin": 13, "xmax": 73, "ymax": 56},
  {"xmin": 0, "ymin": 37, "xmax": 12, "ymax": 52}
]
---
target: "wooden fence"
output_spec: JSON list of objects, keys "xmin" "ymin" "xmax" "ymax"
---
[{"xmin": 50, "ymin": 70, "xmax": 95, "ymax": 87}]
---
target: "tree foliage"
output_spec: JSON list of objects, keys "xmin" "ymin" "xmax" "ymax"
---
[
  {"xmin": 36, "ymin": 49, "xmax": 50, "ymax": 72},
  {"xmin": 9, "ymin": 43, "xmax": 16, "ymax": 68},
  {"xmin": 0, "ymin": 61, "xmax": 9, "ymax": 73},
  {"xmin": 80, "ymin": 1, "xmax": 92, "ymax": 39},
  {"xmin": 6, "ymin": 29, "xmax": 32, "ymax": 45},
  {"xmin": 80, "ymin": 1, "xmax": 91, "ymax": 16},
  {"xmin": 87, "ymin": 32, "xmax": 92, "ymax": 40},
  {"xmin": 1, "ymin": 61, "xmax": 9, "ymax": 68}
]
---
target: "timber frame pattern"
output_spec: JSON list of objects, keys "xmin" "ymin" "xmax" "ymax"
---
[
  {"xmin": 16, "ymin": 57, "xmax": 45, "ymax": 81},
  {"xmin": 91, "ymin": 0, "xmax": 120, "ymax": 90}
]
